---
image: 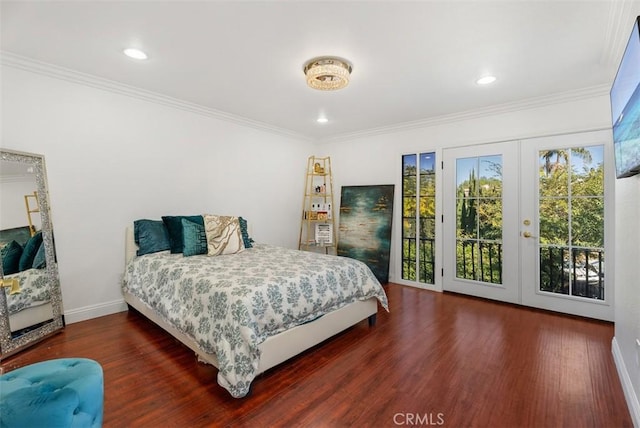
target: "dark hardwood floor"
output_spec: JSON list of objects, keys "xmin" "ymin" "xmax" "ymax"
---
[{"xmin": 1, "ymin": 284, "xmax": 632, "ymax": 427}]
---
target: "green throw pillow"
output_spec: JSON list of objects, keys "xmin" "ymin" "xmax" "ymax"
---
[
  {"xmin": 2, "ymin": 240, "xmax": 23, "ymax": 275},
  {"xmin": 239, "ymin": 217, "xmax": 254, "ymax": 248},
  {"xmin": 134, "ymin": 219, "xmax": 170, "ymax": 256},
  {"xmin": 162, "ymin": 215, "xmax": 204, "ymax": 253},
  {"xmin": 18, "ymin": 231, "xmax": 43, "ymax": 272},
  {"xmin": 32, "ymin": 242, "xmax": 47, "ymax": 269},
  {"xmin": 181, "ymin": 218, "xmax": 208, "ymax": 257}
]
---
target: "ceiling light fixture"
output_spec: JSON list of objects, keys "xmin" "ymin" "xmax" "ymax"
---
[
  {"xmin": 123, "ymin": 48, "xmax": 148, "ymax": 60},
  {"xmin": 317, "ymin": 117, "xmax": 329, "ymax": 124},
  {"xmin": 304, "ymin": 56, "xmax": 352, "ymax": 91},
  {"xmin": 476, "ymin": 75, "xmax": 497, "ymax": 85}
]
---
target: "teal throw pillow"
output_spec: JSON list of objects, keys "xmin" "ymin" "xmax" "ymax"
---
[
  {"xmin": 134, "ymin": 219, "xmax": 171, "ymax": 256},
  {"xmin": 2, "ymin": 240, "xmax": 23, "ymax": 275},
  {"xmin": 18, "ymin": 231, "xmax": 43, "ymax": 272},
  {"xmin": 181, "ymin": 218, "xmax": 208, "ymax": 257},
  {"xmin": 239, "ymin": 217, "xmax": 254, "ymax": 248},
  {"xmin": 162, "ymin": 215, "xmax": 204, "ymax": 253},
  {"xmin": 32, "ymin": 242, "xmax": 47, "ymax": 269}
]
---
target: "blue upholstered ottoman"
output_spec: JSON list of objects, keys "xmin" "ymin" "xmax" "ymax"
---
[{"xmin": 0, "ymin": 358, "xmax": 103, "ymax": 428}]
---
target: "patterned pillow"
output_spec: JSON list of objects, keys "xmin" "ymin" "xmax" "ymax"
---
[
  {"xmin": 203, "ymin": 215, "xmax": 245, "ymax": 256},
  {"xmin": 181, "ymin": 218, "xmax": 208, "ymax": 257}
]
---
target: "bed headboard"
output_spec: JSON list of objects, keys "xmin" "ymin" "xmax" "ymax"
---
[{"xmin": 125, "ymin": 226, "xmax": 137, "ymax": 266}]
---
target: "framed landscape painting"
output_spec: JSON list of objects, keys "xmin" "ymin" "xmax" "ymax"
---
[{"xmin": 337, "ymin": 185, "xmax": 394, "ymax": 284}]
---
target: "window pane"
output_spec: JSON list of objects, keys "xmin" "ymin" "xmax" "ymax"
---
[
  {"xmin": 479, "ymin": 155, "xmax": 502, "ymax": 197},
  {"xmin": 539, "ymin": 198, "xmax": 569, "ymax": 244},
  {"xmin": 403, "ymin": 217, "xmax": 416, "ymax": 239},
  {"xmin": 539, "ymin": 246, "xmax": 570, "ymax": 295},
  {"xmin": 571, "ymin": 197, "xmax": 604, "ymax": 247},
  {"xmin": 456, "ymin": 199, "xmax": 477, "ymax": 239},
  {"xmin": 420, "ymin": 217, "xmax": 435, "ymax": 239},
  {"xmin": 456, "ymin": 240, "xmax": 477, "ymax": 280},
  {"xmin": 478, "ymin": 199, "xmax": 502, "ymax": 240},
  {"xmin": 403, "ymin": 197, "xmax": 416, "ymax": 217},
  {"xmin": 403, "ymin": 154, "xmax": 417, "ymax": 176},
  {"xmin": 539, "ymin": 149, "xmax": 569, "ymax": 197},
  {"xmin": 403, "ymin": 176, "xmax": 416, "ymax": 196},
  {"xmin": 456, "ymin": 157, "xmax": 478, "ymax": 197},
  {"xmin": 571, "ymin": 146, "xmax": 603, "ymax": 196},
  {"xmin": 420, "ymin": 152, "xmax": 435, "ymax": 173},
  {"xmin": 419, "ymin": 197, "xmax": 436, "ymax": 221},
  {"xmin": 420, "ymin": 174, "xmax": 435, "ymax": 196}
]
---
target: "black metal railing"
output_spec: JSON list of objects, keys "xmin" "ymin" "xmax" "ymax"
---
[
  {"xmin": 540, "ymin": 246, "xmax": 604, "ymax": 300},
  {"xmin": 402, "ymin": 236, "xmax": 435, "ymax": 284},
  {"xmin": 456, "ymin": 240, "xmax": 503, "ymax": 284},
  {"xmin": 403, "ymin": 236, "xmax": 604, "ymax": 301}
]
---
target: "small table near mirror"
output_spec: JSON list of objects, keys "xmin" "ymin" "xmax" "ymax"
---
[{"xmin": 0, "ymin": 149, "xmax": 64, "ymax": 359}]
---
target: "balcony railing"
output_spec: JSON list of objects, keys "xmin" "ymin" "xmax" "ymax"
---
[
  {"xmin": 402, "ymin": 237, "xmax": 435, "ymax": 284},
  {"xmin": 404, "ymin": 237, "xmax": 604, "ymax": 301},
  {"xmin": 540, "ymin": 246, "xmax": 604, "ymax": 300}
]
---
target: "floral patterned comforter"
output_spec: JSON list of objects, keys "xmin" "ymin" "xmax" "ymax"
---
[
  {"xmin": 122, "ymin": 243, "xmax": 388, "ymax": 398},
  {"xmin": 5, "ymin": 268, "xmax": 51, "ymax": 315}
]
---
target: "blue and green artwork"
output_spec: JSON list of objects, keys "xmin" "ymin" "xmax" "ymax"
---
[{"xmin": 337, "ymin": 185, "xmax": 394, "ymax": 284}]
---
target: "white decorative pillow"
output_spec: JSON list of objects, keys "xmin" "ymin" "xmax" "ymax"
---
[{"xmin": 203, "ymin": 214, "xmax": 245, "ymax": 256}]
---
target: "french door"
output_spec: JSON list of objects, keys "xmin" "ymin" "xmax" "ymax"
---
[{"xmin": 443, "ymin": 130, "xmax": 613, "ymax": 321}]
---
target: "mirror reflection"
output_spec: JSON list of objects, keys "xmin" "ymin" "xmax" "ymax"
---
[{"xmin": 0, "ymin": 150, "xmax": 63, "ymax": 358}]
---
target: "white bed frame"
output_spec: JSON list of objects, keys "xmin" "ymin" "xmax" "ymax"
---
[
  {"xmin": 9, "ymin": 302, "xmax": 54, "ymax": 333},
  {"xmin": 123, "ymin": 227, "xmax": 378, "ymax": 375}
]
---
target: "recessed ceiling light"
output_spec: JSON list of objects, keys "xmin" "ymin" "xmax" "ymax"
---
[
  {"xmin": 317, "ymin": 117, "xmax": 329, "ymax": 124},
  {"xmin": 123, "ymin": 48, "xmax": 148, "ymax": 60},
  {"xmin": 476, "ymin": 75, "xmax": 497, "ymax": 85}
]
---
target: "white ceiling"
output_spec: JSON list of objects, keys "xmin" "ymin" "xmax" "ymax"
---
[{"xmin": 2, "ymin": 1, "xmax": 639, "ymax": 142}]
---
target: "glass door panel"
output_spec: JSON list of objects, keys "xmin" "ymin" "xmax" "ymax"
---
[
  {"xmin": 537, "ymin": 145, "xmax": 605, "ymax": 300},
  {"xmin": 443, "ymin": 142, "xmax": 519, "ymax": 304},
  {"xmin": 520, "ymin": 130, "xmax": 612, "ymax": 321}
]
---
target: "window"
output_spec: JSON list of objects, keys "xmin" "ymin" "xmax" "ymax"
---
[
  {"xmin": 402, "ymin": 152, "xmax": 436, "ymax": 284},
  {"xmin": 455, "ymin": 155, "xmax": 503, "ymax": 284},
  {"xmin": 538, "ymin": 146, "xmax": 605, "ymax": 300}
]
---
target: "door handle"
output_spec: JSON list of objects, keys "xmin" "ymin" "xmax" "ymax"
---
[{"xmin": 522, "ymin": 231, "xmax": 537, "ymax": 238}]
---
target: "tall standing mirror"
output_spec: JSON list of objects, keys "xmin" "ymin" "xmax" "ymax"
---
[{"xmin": 0, "ymin": 149, "xmax": 64, "ymax": 359}]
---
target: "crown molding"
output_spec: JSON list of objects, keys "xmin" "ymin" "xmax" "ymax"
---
[
  {"xmin": 0, "ymin": 51, "xmax": 612, "ymax": 146},
  {"xmin": 319, "ymin": 84, "xmax": 611, "ymax": 144},
  {"xmin": 0, "ymin": 51, "xmax": 312, "ymax": 142}
]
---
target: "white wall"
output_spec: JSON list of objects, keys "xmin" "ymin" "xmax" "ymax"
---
[
  {"xmin": 2, "ymin": 65, "xmax": 314, "ymax": 322},
  {"xmin": 613, "ymin": 174, "xmax": 640, "ymax": 425}
]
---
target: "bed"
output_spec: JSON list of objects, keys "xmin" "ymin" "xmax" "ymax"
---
[
  {"xmin": 4, "ymin": 267, "xmax": 54, "ymax": 333},
  {"xmin": 122, "ymin": 225, "xmax": 388, "ymax": 398}
]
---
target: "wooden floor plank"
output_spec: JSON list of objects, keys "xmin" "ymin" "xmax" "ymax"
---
[{"xmin": 1, "ymin": 284, "xmax": 632, "ymax": 427}]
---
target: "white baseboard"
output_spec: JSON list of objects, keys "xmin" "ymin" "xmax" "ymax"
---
[
  {"xmin": 63, "ymin": 298, "xmax": 128, "ymax": 325},
  {"xmin": 612, "ymin": 337, "xmax": 640, "ymax": 428}
]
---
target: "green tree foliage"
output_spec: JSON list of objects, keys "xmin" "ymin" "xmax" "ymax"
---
[
  {"xmin": 538, "ymin": 147, "xmax": 605, "ymax": 299},
  {"xmin": 402, "ymin": 159, "xmax": 436, "ymax": 283}
]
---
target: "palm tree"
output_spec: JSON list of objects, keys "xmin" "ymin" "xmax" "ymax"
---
[{"xmin": 540, "ymin": 148, "xmax": 592, "ymax": 176}]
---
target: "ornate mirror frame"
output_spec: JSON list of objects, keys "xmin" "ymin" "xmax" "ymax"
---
[{"xmin": 0, "ymin": 149, "xmax": 64, "ymax": 359}]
